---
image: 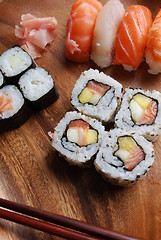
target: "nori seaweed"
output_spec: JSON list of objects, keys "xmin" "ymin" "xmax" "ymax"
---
[
  {"xmin": 0, "ymin": 101, "xmax": 32, "ymax": 133},
  {"xmin": 25, "ymin": 85, "xmax": 59, "ymax": 111}
]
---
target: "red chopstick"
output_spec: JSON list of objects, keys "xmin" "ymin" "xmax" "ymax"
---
[{"xmin": 0, "ymin": 198, "xmax": 139, "ymax": 240}]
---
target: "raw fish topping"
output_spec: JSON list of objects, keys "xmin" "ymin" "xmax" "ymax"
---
[
  {"xmin": 67, "ymin": 119, "xmax": 98, "ymax": 146},
  {"xmin": 113, "ymin": 5, "xmax": 152, "ymax": 70},
  {"xmin": 114, "ymin": 136, "xmax": 145, "ymax": 171},
  {"xmin": 15, "ymin": 14, "xmax": 58, "ymax": 59}
]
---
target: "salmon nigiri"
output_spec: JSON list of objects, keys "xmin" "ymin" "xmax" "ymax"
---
[
  {"xmin": 65, "ymin": 0, "xmax": 102, "ymax": 63},
  {"xmin": 145, "ymin": 9, "xmax": 161, "ymax": 74},
  {"xmin": 113, "ymin": 5, "xmax": 152, "ymax": 71}
]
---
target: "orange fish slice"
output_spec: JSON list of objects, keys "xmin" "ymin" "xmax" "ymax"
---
[{"xmin": 113, "ymin": 5, "xmax": 152, "ymax": 70}]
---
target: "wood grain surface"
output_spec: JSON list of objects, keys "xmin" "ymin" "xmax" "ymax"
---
[{"xmin": 0, "ymin": 0, "xmax": 161, "ymax": 239}]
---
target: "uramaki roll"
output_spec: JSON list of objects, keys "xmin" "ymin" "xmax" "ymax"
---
[
  {"xmin": 115, "ymin": 88, "xmax": 161, "ymax": 141},
  {"xmin": 94, "ymin": 128, "xmax": 154, "ymax": 187},
  {"xmin": 49, "ymin": 111, "xmax": 105, "ymax": 166},
  {"xmin": 71, "ymin": 68, "xmax": 123, "ymax": 124}
]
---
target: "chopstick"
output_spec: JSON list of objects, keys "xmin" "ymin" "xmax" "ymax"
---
[{"xmin": 0, "ymin": 198, "xmax": 139, "ymax": 240}]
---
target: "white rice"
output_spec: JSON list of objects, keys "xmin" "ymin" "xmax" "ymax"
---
[
  {"xmin": 94, "ymin": 128, "xmax": 154, "ymax": 187},
  {"xmin": 0, "ymin": 85, "xmax": 24, "ymax": 119},
  {"xmin": 19, "ymin": 67, "xmax": 54, "ymax": 101},
  {"xmin": 0, "ymin": 71, "xmax": 4, "ymax": 87},
  {"xmin": 49, "ymin": 111, "xmax": 105, "ymax": 166},
  {"xmin": 71, "ymin": 68, "xmax": 123, "ymax": 123},
  {"xmin": 0, "ymin": 46, "xmax": 32, "ymax": 77},
  {"xmin": 115, "ymin": 88, "xmax": 161, "ymax": 141}
]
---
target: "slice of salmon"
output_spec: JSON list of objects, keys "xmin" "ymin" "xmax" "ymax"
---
[
  {"xmin": 136, "ymin": 100, "xmax": 158, "ymax": 125},
  {"xmin": 113, "ymin": 5, "xmax": 152, "ymax": 69},
  {"xmin": 65, "ymin": 0, "xmax": 102, "ymax": 62},
  {"xmin": 0, "ymin": 94, "xmax": 13, "ymax": 114},
  {"xmin": 124, "ymin": 146, "xmax": 145, "ymax": 171},
  {"xmin": 87, "ymin": 80, "xmax": 110, "ymax": 96},
  {"xmin": 145, "ymin": 9, "xmax": 161, "ymax": 63}
]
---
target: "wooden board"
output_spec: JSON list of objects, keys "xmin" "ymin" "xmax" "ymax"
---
[{"xmin": 0, "ymin": 0, "xmax": 161, "ymax": 239}]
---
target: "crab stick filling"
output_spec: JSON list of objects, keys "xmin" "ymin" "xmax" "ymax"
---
[
  {"xmin": 129, "ymin": 93, "xmax": 158, "ymax": 125},
  {"xmin": 67, "ymin": 119, "xmax": 98, "ymax": 146},
  {"xmin": 78, "ymin": 80, "xmax": 110, "ymax": 105},
  {"xmin": 114, "ymin": 136, "xmax": 145, "ymax": 171}
]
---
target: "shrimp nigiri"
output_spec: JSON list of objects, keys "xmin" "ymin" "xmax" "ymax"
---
[
  {"xmin": 91, "ymin": 0, "xmax": 125, "ymax": 68},
  {"xmin": 145, "ymin": 9, "xmax": 161, "ymax": 74},
  {"xmin": 113, "ymin": 5, "xmax": 152, "ymax": 71},
  {"xmin": 65, "ymin": 0, "xmax": 102, "ymax": 63}
]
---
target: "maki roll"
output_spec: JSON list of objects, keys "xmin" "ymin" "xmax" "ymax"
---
[
  {"xmin": 48, "ymin": 111, "xmax": 105, "ymax": 166},
  {"xmin": 0, "ymin": 71, "xmax": 4, "ymax": 88},
  {"xmin": 115, "ymin": 88, "xmax": 161, "ymax": 141},
  {"xmin": 0, "ymin": 85, "xmax": 31, "ymax": 130},
  {"xmin": 71, "ymin": 69, "xmax": 123, "ymax": 123},
  {"xmin": 94, "ymin": 128, "xmax": 154, "ymax": 187},
  {"xmin": 0, "ymin": 46, "xmax": 34, "ymax": 85},
  {"xmin": 18, "ymin": 67, "xmax": 59, "ymax": 110}
]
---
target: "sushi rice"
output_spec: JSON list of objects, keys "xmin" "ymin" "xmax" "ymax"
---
[
  {"xmin": 0, "ymin": 71, "xmax": 4, "ymax": 88},
  {"xmin": 94, "ymin": 128, "xmax": 154, "ymax": 187}
]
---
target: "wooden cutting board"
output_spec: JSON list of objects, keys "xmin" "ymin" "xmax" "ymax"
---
[{"xmin": 0, "ymin": 0, "xmax": 161, "ymax": 239}]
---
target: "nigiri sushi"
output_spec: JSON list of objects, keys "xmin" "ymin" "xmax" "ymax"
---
[
  {"xmin": 145, "ymin": 9, "xmax": 161, "ymax": 74},
  {"xmin": 91, "ymin": 0, "xmax": 125, "ymax": 68},
  {"xmin": 65, "ymin": 0, "xmax": 102, "ymax": 63},
  {"xmin": 113, "ymin": 5, "xmax": 152, "ymax": 71}
]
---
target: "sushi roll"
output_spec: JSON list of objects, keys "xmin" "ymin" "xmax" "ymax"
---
[
  {"xmin": 113, "ymin": 5, "xmax": 152, "ymax": 71},
  {"xmin": 48, "ymin": 111, "xmax": 105, "ymax": 166},
  {"xmin": 115, "ymin": 88, "xmax": 161, "ymax": 141},
  {"xmin": 0, "ymin": 85, "xmax": 31, "ymax": 130},
  {"xmin": 91, "ymin": 0, "xmax": 125, "ymax": 68},
  {"xmin": 71, "ymin": 69, "xmax": 123, "ymax": 123},
  {"xmin": 18, "ymin": 67, "xmax": 59, "ymax": 110},
  {"xmin": 145, "ymin": 9, "xmax": 161, "ymax": 74},
  {"xmin": 65, "ymin": 0, "xmax": 102, "ymax": 62},
  {"xmin": 0, "ymin": 71, "xmax": 4, "ymax": 88},
  {"xmin": 94, "ymin": 128, "xmax": 154, "ymax": 187},
  {"xmin": 0, "ymin": 46, "xmax": 34, "ymax": 85}
]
